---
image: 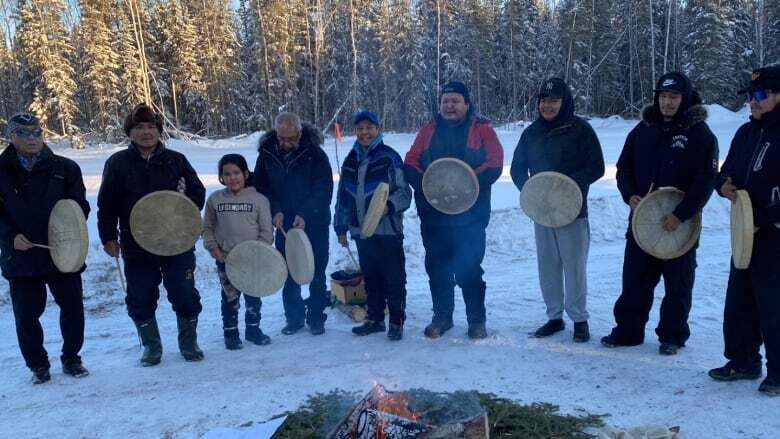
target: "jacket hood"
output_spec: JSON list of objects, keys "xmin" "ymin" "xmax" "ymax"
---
[
  {"xmin": 641, "ymin": 102, "xmax": 708, "ymax": 130},
  {"xmin": 258, "ymin": 123, "xmax": 323, "ymax": 152},
  {"xmin": 536, "ymin": 77, "xmax": 575, "ymax": 128}
]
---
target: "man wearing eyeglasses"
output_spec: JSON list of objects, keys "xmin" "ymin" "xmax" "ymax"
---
[
  {"xmin": 0, "ymin": 112, "xmax": 90, "ymax": 384},
  {"xmin": 709, "ymin": 66, "xmax": 780, "ymax": 397}
]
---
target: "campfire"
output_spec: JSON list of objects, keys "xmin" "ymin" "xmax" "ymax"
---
[{"xmin": 326, "ymin": 385, "xmax": 489, "ymax": 439}]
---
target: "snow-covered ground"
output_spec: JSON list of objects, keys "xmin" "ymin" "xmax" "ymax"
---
[{"xmin": 1, "ymin": 105, "xmax": 777, "ymax": 438}]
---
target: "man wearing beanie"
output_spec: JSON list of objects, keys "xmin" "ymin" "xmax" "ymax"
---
[
  {"xmin": 0, "ymin": 112, "xmax": 91, "ymax": 384},
  {"xmin": 708, "ymin": 66, "xmax": 780, "ymax": 396},
  {"xmin": 334, "ymin": 110, "xmax": 411, "ymax": 340},
  {"xmin": 602, "ymin": 72, "xmax": 718, "ymax": 355},
  {"xmin": 97, "ymin": 103, "xmax": 206, "ymax": 366},
  {"xmin": 510, "ymin": 77, "xmax": 605, "ymax": 343},
  {"xmin": 405, "ymin": 81, "xmax": 504, "ymax": 339}
]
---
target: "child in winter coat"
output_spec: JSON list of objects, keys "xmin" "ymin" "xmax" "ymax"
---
[{"xmin": 203, "ymin": 154, "xmax": 274, "ymax": 350}]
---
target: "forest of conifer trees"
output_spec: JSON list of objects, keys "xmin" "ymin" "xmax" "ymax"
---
[{"xmin": 0, "ymin": 0, "xmax": 778, "ymax": 145}]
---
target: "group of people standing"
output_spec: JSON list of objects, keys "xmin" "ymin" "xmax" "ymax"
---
[{"xmin": 1, "ymin": 66, "xmax": 778, "ymax": 397}]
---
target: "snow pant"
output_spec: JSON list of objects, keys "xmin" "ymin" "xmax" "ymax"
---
[
  {"xmin": 123, "ymin": 250, "xmax": 202, "ymax": 322},
  {"xmin": 9, "ymin": 272, "xmax": 85, "ymax": 370},
  {"xmin": 722, "ymin": 227, "xmax": 780, "ymax": 379},
  {"xmin": 608, "ymin": 234, "xmax": 696, "ymax": 346},
  {"xmin": 421, "ymin": 222, "xmax": 487, "ymax": 325},
  {"xmin": 275, "ymin": 224, "xmax": 329, "ymax": 326},
  {"xmin": 534, "ymin": 218, "xmax": 590, "ymax": 323},
  {"xmin": 216, "ymin": 261, "xmax": 261, "ymax": 331},
  {"xmin": 355, "ymin": 234, "xmax": 407, "ymax": 325}
]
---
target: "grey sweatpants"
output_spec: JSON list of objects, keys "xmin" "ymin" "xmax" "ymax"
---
[{"xmin": 534, "ymin": 218, "xmax": 590, "ymax": 322}]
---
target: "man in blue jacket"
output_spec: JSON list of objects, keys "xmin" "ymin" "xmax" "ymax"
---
[
  {"xmin": 334, "ymin": 111, "xmax": 412, "ymax": 340},
  {"xmin": 603, "ymin": 72, "xmax": 718, "ymax": 356},
  {"xmin": 708, "ymin": 66, "xmax": 780, "ymax": 396},
  {"xmin": 0, "ymin": 112, "xmax": 90, "ymax": 383},
  {"xmin": 254, "ymin": 113, "xmax": 333, "ymax": 335}
]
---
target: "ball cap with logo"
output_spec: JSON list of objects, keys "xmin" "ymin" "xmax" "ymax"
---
[
  {"xmin": 539, "ymin": 78, "xmax": 568, "ymax": 99},
  {"xmin": 738, "ymin": 66, "xmax": 780, "ymax": 94},
  {"xmin": 654, "ymin": 72, "xmax": 688, "ymax": 95}
]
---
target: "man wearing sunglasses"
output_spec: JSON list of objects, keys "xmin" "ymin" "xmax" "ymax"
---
[
  {"xmin": 709, "ymin": 66, "xmax": 780, "ymax": 396},
  {"xmin": 0, "ymin": 112, "xmax": 90, "ymax": 384}
]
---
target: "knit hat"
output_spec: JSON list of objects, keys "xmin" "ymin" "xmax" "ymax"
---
[
  {"xmin": 5, "ymin": 112, "xmax": 40, "ymax": 137},
  {"xmin": 440, "ymin": 81, "xmax": 471, "ymax": 103}
]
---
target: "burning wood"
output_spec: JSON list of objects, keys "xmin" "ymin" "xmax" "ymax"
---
[{"xmin": 327, "ymin": 385, "xmax": 489, "ymax": 439}]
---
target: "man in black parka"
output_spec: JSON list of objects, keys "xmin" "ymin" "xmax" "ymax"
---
[
  {"xmin": 98, "ymin": 104, "xmax": 206, "ymax": 366},
  {"xmin": 708, "ymin": 66, "xmax": 780, "ymax": 397},
  {"xmin": 511, "ymin": 77, "xmax": 605, "ymax": 343},
  {"xmin": 602, "ymin": 72, "xmax": 718, "ymax": 355},
  {"xmin": 0, "ymin": 112, "xmax": 90, "ymax": 383},
  {"xmin": 254, "ymin": 112, "xmax": 333, "ymax": 335}
]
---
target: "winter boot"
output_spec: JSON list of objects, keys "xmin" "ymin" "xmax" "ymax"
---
[
  {"xmin": 708, "ymin": 361, "xmax": 762, "ymax": 382},
  {"xmin": 245, "ymin": 325, "xmax": 271, "ymax": 345},
  {"xmin": 387, "ymin": 323, "xmax": 404, "ymax": 341},
  {"xmin": 177, "ymin": 315, "xmax": 204, "ymax": 362},
  {"xmin": 31, "ymin": 366, "xmax": 51, "ymax": 384},
  {"xmin": 352, "ymin": 320, "xmax": 386, "ymax": 336},
  {"xmin": 659, "ymin": 342, "xmax": 681, "ymax": 356},
  {"xmin": 308, "ymin": 313, "xmax": 327, "ymax": 336},
  {"xmin": 424, "ymin": 318, "xmax": 454, "ymax": 339},
  {"xmin": 533, "ymin": 319, "xmax": 565, "ymax": 338},
  {"xmin": 468, "ymin": 323, "xmax": 488, "ymax": 340},
  {"xmin": 759, "ymin": 376, "xmax": 780, "ymax": 396},
  {"xmin": 281, "ymin": 321, "xmax": 305, "ymax": 335},
  {"xmin": 223, "ymin": 328, "xmax": 243, "ymax": 350},
  {"xmin": 134, "ymin": 318, "xmax": 163, "ymax": 367},
  {"xmin": 573, "ymin": 321, "xmax": 590, "ymax": 343},
  {"xmin": 62, "ymin": 358, "xmax": 89, "ymax": 378}
]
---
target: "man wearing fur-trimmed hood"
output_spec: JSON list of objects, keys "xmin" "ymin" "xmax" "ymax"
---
[
  {"xmin": 253, "ymin": 113, "xmax": 334, "ymax": 335},
  {"xmin": 602, "ymin": 72, "xmax": 718, "ymax": 356}
]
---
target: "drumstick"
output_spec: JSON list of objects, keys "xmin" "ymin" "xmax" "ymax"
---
[
  {"xmin": 114, "ymin": 256, "xmax": 127, "ymax": 293},
  {"xmin": 346, "ymin": 246, "xmax": 360, "ymax": 271},
  {"xmin": 646, "ymin": 183, "xmax": 654, "ymax": 196},
  {"xmin": 31, "ymin": 243, "xmax": 52, "ymax": 249}
]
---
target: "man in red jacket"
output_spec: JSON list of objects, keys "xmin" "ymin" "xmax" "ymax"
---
[{"xmin": 404, "ymin": 81, "xmax": 504, "ymax": 339}]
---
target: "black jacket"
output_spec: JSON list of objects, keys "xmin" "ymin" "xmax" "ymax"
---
[
  {"xmin": 616, "ymin": 103, "xmax": 719, "ymax": 223},
  {"xmin": 97, "ymin": 143, "xmax": 205, "ymax": 256},
  {"xmin": 510, "ymin": 83, "xmax": 605, "ymax": 219},
  {"xmin": 253, "ymin": 124, "xmax": 333, "ymax": 229},
  {"xmin": 716, "ymin": 105, "xmax": 780, "ymax": 228},
  {"xmin": 0, "ymin": 145, "xmax": 90, "ymax": 278}
]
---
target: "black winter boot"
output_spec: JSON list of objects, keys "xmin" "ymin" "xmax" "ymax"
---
[
  {"xmin": 708, "ymin": 361, "xmax": 762, "ymax": 382},
  {"xmin": 134, "ymin": 318, "xmax": 162, "ymax": 367},
  {"xmin": 223, "ymin": 328, "xmax": 243, "ymax": 350},
  {"xmin": 245, "ymin": 325, "xmax": 271, "ymax": 345},
  {"xmin": 759, "ymin": 376, "xmax": 780, "ymax": 396},
  {"xmin": 387, "ymin": 323, "xmax": 403, "ymax": 341},
  {"xmin": 533, "ymin": 319, "xmax": 565, "ymax": 338},
  {"xmin": 177, "ymin": 315, "xmax": 204, "ymax": 362},
  {"xmin": 424, "ymin": 318, "xmax": 454, "ymax": 339},
  {"xmin": 352, "ymin": 320, "xmax": 386, "ymax": 336},
  {"xmin": 573, "ymin": 321, "xmax": 590, "ymax": 343},
  {"xmin": 62, "ymin": 358, "xmax": 89, "ymax": 378},
  {"xmin": 468, "ymin": 323, "xmax": 488, "ymax": 339},
  {"xmin": 31, "ymin": 366, "xmax": 51, "ymax": 384}
]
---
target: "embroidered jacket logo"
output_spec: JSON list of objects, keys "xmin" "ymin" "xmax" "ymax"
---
[{"xmin": 670, "ymin": 134, "xmax": 688, "ymax": 149}]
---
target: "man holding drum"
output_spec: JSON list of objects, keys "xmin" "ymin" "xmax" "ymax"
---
[
  {"xmin": 603, "ymin": 72, "xmax": 718, "ymax": 355},
  {"xmin": 709, "ymin": 66, "xmax": 780, "ymax": 396},
  {"xmin": 254, "ymin": 113, "xmax": 333, "ymax": 335},
  {"xmin": 511, "ymin": 78, "xmax": 605, "ymax": 342},
  {"xmin": 334, "ymin": 110, "xmax": 412, "ymax": 340},
  {"xmin": 405, "ymin": 81, "xmax": 504, "ymax": 339},
  {"xmin": 98, "ymin": 104, "xmax": 206, "ymax": 365},
  {"xmin": 0, "ymin": 112, "xmax": 91, "ymax": 383}
]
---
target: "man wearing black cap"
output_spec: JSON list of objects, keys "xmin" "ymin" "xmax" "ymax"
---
[
  {"xmin": 405, "ymin": 81, "xmax": 504, "ymax": 339},
  {"xmin": 0, "ymin": 112, "xmax": 90, "ymax": 383},
  {"xmin": 334, "ymin": 110, "xmax": 411, "ymax": 340},
  {"xmin": 708, "ymin": 66, "xmax": 780, "ymax": 396},
  {"xmin": 602, "ymin": 72, "xmax": 718, "ymax": 355},
  {"xmin": 98, "ymin": 103, "xmax": 206, "ymax": 366},
  {"xmin": 511, "ymin": 77, "xmax": 605, "ymax": 342}
]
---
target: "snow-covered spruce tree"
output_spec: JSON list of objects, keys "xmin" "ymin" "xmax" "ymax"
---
[
  {"xmin": 76, "ymin": 0, "xmax": 121, "ymax": 136},
  {"xmin": 181, "ymin": 0, "xmax": 239, "ymax": 135},
  {"xmin": 110, "ymin": 0, "xmax": 151, "ymax": 111},
  {"xmin": 234, "ymin": 0, "xmax": 267, "ymax": 132},
  {"xmin": 15, "ymin": 0, "xmax": 78, "ymax": 138},
  {"xmin": 0, "ymin": 27, "xmax": 19, "ymax": 121},
  {"xmin": 682, "ymin": 0, "xmax": 732, "ymax": 107}
]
